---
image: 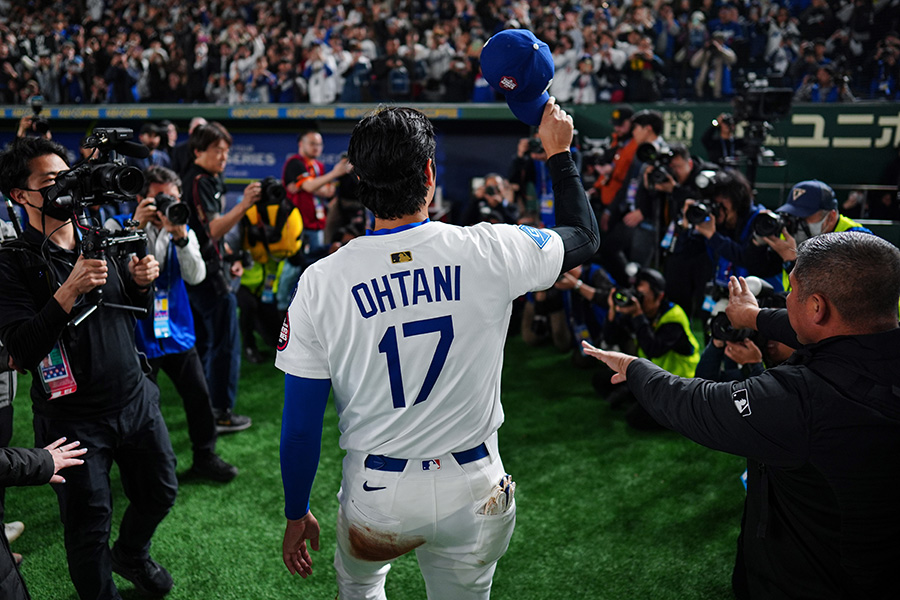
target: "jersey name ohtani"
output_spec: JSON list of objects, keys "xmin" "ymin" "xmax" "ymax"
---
[{"xmin": 352, "ymin": 265, "xmax": 462, "ymax": 318}]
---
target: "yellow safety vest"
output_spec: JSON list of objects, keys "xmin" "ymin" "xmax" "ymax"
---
[{"xmin": 637, "ymin": 302, "xmax": 701, "ymax": 378}]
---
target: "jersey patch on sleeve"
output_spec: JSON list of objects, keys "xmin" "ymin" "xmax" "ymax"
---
[
  {"xmin": 517, "ymin": 225, "xmax": 552, "ymax": 249},
  {"xmin": 732, "ymin": 387, "xmax": 751, "ymax": 417},
  {"xmin": 277, "ymin": 312, "xmax": 290, "ymax": 351}
]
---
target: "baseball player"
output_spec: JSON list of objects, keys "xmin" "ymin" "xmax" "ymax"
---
[{"xmin": 276, "ymin": 99, "xmax": 598, "ymax": 599}]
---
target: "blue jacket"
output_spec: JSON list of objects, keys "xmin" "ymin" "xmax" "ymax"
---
[{"xmin": 113, "ymin": 215, "xmax": 196, "ymax": 358}]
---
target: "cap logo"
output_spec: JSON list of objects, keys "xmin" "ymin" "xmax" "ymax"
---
[
  {"xmin": 499, "ymin": 75, "xmax": 517, "ymax": 91},
  {"xmin": 792, "ymin": 187, "xmax": 807, "ymax": 201}
]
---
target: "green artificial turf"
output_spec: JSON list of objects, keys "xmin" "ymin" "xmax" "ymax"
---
[{"xmin": 6, "ymin": 336, "xmax": 743, "ymax": 599}]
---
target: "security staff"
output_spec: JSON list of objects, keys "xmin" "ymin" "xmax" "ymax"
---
[{"xmin": 585, "ymin": 232, "xmax": 900, "ymax": 599}]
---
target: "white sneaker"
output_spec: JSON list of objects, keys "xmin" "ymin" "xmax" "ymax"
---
[{"xmin": 4, "ymin": 521, "xmax": 24, "ymax": 543}]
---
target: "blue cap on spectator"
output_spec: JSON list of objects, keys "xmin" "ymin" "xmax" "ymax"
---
[
  {"xmin": 777, "ymin": 180, "xmax": 837, "ymax": 217},
  {"xmin": 480, "ymin": 29, "xmax": 554, "ymax": 127}
]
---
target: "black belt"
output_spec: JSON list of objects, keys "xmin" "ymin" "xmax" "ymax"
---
[{"xmin": 365, "ymin": 442, "xmax": 489, "ymax": 472}]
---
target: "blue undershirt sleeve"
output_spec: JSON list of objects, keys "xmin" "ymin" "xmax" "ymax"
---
[{"xmin": 280, "ymin": 374, "xmax": 332, "ymax": 520}]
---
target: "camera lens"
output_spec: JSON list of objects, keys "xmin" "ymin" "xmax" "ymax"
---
[
  {"xmin": 752, "ymin": 212, "xmax": 784, "ymax": 238},
  {"xmin": 686, "ymin": 202, "xmax": 712, "ymax": 225},
  {"xmin": 92, "ymin": 164, "xmax": 144, "ymax": 197}
]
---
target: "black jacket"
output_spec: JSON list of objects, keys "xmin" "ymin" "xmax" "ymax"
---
[
  {"xmin": 0, "ymin": 227, "xmax": 154, "ymax": 420},
  {"xmin": 625, "ymin": 308, "xmax": 900, "ymax": 599},
  {"xmin": 0, "ymin": 446, "xmax": 54, "ymax": 599}
]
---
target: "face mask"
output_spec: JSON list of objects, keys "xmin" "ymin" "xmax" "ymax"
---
[
  {"xmin": 806, "ymin": 217, "xmax": 826, "ymax": 237},
  {"xmin": 21, "ymin": 185, "xmax": 74, "ymax": 222}
]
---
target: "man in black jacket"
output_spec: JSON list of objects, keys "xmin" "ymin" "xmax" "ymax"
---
[
  {"xmin": 0, "ymin": 137, "xmax": 178, "ymax": 600},
  {"xmin": 0, "ymin": 438, "xmax": 85, "ymax": 600},
  {"xmin": 584, "ymin": 231, "xmax": 900, "ymax": 599}
]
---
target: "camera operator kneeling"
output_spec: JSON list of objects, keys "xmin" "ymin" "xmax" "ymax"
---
[
  {"xmin": 596, "ymin": 268, "xmax": 701, "ymax": 430},
  {"xmin": 0, "ymin": 137, "xmax": 177, "ymax": 599}
]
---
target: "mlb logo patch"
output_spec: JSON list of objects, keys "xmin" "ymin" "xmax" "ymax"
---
[
  {"xmin": 422, "ymin": 459, "xmax": 441, "ymax": 471},
  {"xmin": 277, "ymin": 313, "xmax": 290, "ymax": 351},
  {"xmin": 499, "ymin": 75, "xmax": 517, "ymax": 91},
  {"xmin": 732, "ymin": 388, "xmax": 751, "ymax": 417},
  {"xmin": 392, "ymin": 251, "xmax": 413, "ymax": 264},
  {"xmin": 518, "ymin": 224, "xmax": 551, "ymax": 249}
]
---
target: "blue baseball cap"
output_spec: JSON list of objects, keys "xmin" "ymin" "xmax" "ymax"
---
[
  {"xmin": 480, "ymin": 29, "xmax": 554, "ymax": 126},
  {"xmin": 776, "ymin": 180, "xmax": 837, "ymax": 218}
]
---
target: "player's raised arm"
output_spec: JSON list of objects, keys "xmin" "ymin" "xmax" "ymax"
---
[{"xmin": 539, "ymin": 98, "xmax": 600, "ymax": 273}]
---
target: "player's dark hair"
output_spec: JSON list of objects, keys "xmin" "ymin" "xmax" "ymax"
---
[
  {"xmin": 142, "ymin": 165, "xmax": 182, "ymax": 196},
  {"xmin": 712, "ymin": 168, "xmax": 753, "ymax": 216},
  {"xmin": 793, "ymin": 231, "xmax": 900, "ymax": 329},
  {"xmin": 347, "ymin": 106, "xmax": 435, "ymax": 220},
  {"xmin": 631, "ymin": 110, "xmax": 664, "ymax": 135},
  {"xmin": 189, "ymin": 121, "xmax": 232, "ymax": 156},
  {"xmin": 0, "ymin": 137, "xmax": 70, "ymax": 197}
]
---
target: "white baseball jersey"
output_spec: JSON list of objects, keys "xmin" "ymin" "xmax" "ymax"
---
[{"xmin": 275, "ymin": 220, "xmax": 563, "ymax": 457}]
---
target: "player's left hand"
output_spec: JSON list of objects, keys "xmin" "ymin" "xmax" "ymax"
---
[
  {"xmin": 283, "ymin": 511, "xmax": 320, "ymax": 578},
  {"xmin": 581, "ymin": 342, "xmax": 636, "ymax": 384},
  {"xmin": 129, "ymin": 254, "xmax": 159, "ymax": 288}
]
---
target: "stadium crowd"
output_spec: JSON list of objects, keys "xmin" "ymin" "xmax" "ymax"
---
[{"xmin": 2, "ymin": 0, "xmax": 900, "ymax": 106}]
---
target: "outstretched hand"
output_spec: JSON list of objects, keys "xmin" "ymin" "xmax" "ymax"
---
[
  {"xmin": 44, "ymin": 437, "xmax": 87, "ymax": 484},
  {"xmin": 283, "ymin": 511, "xmax": 320, "ymax": 578},
  {"xmin": 726, "ymin": 276, "xmax": 761, "ymax": 331},
  {"xmin": 581, "ymin": 341, "xmax": 637, "ymax": 384}
]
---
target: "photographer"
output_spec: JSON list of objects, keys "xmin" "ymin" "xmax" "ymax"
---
[
  {"xmin": 182, "ymin": 122, "xmax": 261, "ymax": 434},
  {"xmin": 761, "ymin": 180, "xmax": 871, "ymax": 290},
  {"xmin": 690, "ymin": 31, "xmax": 737, "ymax": 99},
  {"xmin": 15, "ymin": 97, "xmax": 52, "ymax": 140},
  {"xmin": 635, "ymin": 144, "xmax": 719, "ymax": 318},
  {"xmin": 600, "ymin": 110, "xmax": 664, "ymax": 285},
  {"xmin": 554, "ymin": 263, "xmax": 615, "ymax": 368},
  {"xmin": 464, "ymin": 173, "xmax": 520, "ymax": 226},
  {"xmin": 113, "ymin": 166, "xmax": 238, "ymax": 482},
  {"xmin": 794, "ymin": 63, "xmax": 856, "ymax": 102},
  {"xmin": 676, "ymin": 169, "xmax": 784, "ymax": 294},
  {"xmin": 0, "ymin": 136, "xmax": 177, "ymax": 599},
  {"xmin": 238, "ymin": 176, "xmax": 302, "ymax": 363},
  {"xmin": 701, "ymin": 113, "xmax": 744, "ymax": 167},
  {"xmin": 596, "ymin": 268, "xmax": 701, "ymax": 430},
  {"xmin": 508, "ymin": 134, "xmax": 554, "ymax": 226}
]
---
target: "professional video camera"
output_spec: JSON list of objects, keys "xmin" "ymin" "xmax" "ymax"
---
[
  {"xmin": 28, "ymin": 95, "xmax": 51, "ymax": 136},
  {"xmin": 636, "ymin": 142, "xmax": 675, "ymax": 185},
  {"xmin": 730, "ymin": 76, "xmax": 792, "ymax": 186},
  {"xmin": 45, "ymin": 128, "xmax": 148, "ymax": 209},
  {"xmin": 706, "ymin": 277, "xmax": 774, "ymax": 342},
  {"xmin": 153, "ymin": 192, "xmax": 190, "ymax": 226},
  {"xmin": 732, "ymin": 81, "xmax": 793, "ymax": 124},
  {"xmin": 81, "ymin": 228, "xmax": 148, "ymax": 261}
]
